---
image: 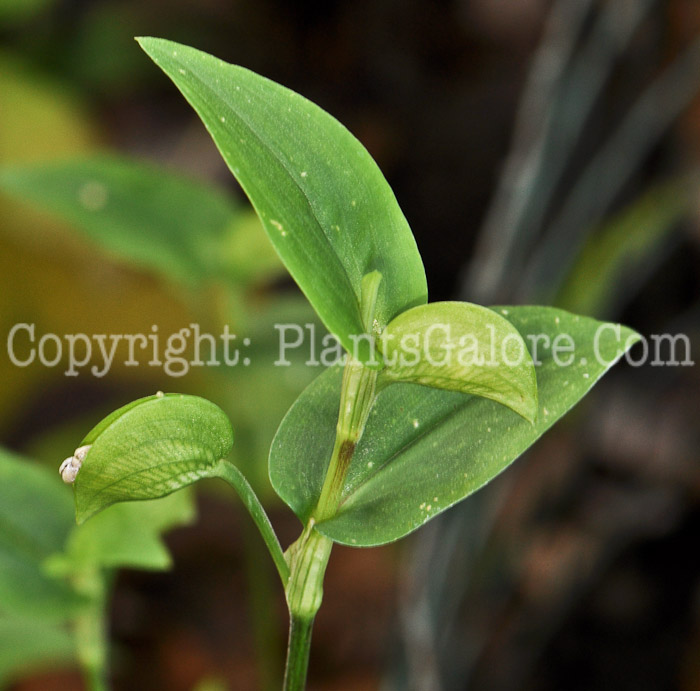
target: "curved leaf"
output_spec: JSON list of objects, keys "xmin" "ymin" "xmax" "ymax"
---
[
  {"xmin": 270, "ymin": 306, "xmax": 640, "ymax": 545},
  {"xmin": 380, "ymin": 301, "xmax": 538, "ymax": 421},
  {"xmin": 137, "ymin": 37, "xmax": 428, "ymax": 362},
  {"xmin": 73, "ymin": 394, "xmax": 233, "ymax": 523}
]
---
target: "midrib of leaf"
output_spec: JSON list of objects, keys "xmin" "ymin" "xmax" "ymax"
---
[{"xmin": 84, "ymin": 457, "xmax": 219, "ymax": 502}]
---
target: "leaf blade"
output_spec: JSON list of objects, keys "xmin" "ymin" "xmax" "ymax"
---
[
  {"xmin": 380, "ymin": 301, "xmax": 538, "ymax": 421},
  {"xmin": 270, "ymin": 307, "xmax": 640, "ymax": 545},
  {"xmin": 73, "ymin": 394, "xmax": 234, "ymax": 523},
  {"xmin": 137, "ymin": 37, "xmax": 428, "ymax": 361}
]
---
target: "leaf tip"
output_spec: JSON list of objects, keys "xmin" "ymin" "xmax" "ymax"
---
[
  {"xmin": 135, "ymin": 36, "xmax": 169, "ymax": 61},
  {"xmin": 514, "ymin": 391, "xmax": 538, "ymax": 425},
  {"xmin": 74, "ymin": 504, "xmax": 92, "ymax": 526}
]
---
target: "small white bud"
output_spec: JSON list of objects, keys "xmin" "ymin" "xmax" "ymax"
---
[{"xmin": 59, "ymin": 444, "xmax": 91, "ymax": 484}]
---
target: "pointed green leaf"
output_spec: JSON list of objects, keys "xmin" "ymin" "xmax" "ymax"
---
[
  {"xmin": 379, "ymin": 301, "xmax": 538, "ymax": 421},
  {"xmin": 270, "ymin": 307, "xmax": 640, "ymax": 545},
  {"xmin": 72, "ymin": 394, "xmax": 233, "ymax": 523},
  {"xmin": 0, "ymin": 154, "xmax": 264, "ymax": 286},
  {"xmin": 137, "ymin": 37, "xmax": 428, "ymax": 362}
]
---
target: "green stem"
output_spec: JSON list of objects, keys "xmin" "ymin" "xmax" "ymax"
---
[
  {"xmin": 313, "ymin": 356, "xmax": 378, "ymax": 521},
  {"xmin": 282, "ymin": 271, "xmax": 384, "ymax": 688},
  {"xmin": 73, "ymin": 569, "xmax": 109, "ymax": 691},
  {"xmin": 283, "ymin": 521, "xmax": 332, "ymax": 691},
  {"xmin": 284, "ymin": 614, "xmax": 314, "ymax": 691},
  {"xmin": 213, "ymin": 459, "xmax": 290, "ymax": 585},
  {"xmin": 281, "ymin": 351, "xmax": 378, "ymax": 687}
]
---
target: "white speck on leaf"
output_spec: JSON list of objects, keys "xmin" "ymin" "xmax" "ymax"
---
[
  {"xmin": 220, "ymin": 116, "xmax": 226, "ymax": 123},
  {"xmin": 178, "ymin": 68, "xmax": 186, "ymax": 75},
  {"xmin": 300, "ymin": 171, "xmax": 307, "ymax": 178},
  {"xmin": 412, "ymin": 419, "xmax": 419, "ymax": 428}
]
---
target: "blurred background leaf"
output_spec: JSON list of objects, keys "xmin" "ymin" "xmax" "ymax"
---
[{"xmin": 0, "ymin": 155, "xmax": 272, "ymax": 288}]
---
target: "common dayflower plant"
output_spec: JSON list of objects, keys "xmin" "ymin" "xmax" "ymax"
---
[{"xmin": 61, "ymin": 37, "xmax": 640, "ymax": 690}]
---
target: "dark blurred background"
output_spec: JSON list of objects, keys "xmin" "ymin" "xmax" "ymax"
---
[{"xmin": 1, "ymin": 0, "xmax": 699, "ymax": 689}]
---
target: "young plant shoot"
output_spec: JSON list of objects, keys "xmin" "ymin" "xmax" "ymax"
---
[{"xmin": 62, "ymin": 38, "xmax": 640, "ymax": 690}]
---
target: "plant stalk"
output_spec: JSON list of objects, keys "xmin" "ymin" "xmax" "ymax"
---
[
  {"xmin": 313, "ymin": 356, "xmax": 378, "ymax": 522},
  {"xmin": 214, "ymin": 459, "xmax": 290, "ymax": 584},
  {"xmin": 283, "ymin": 521, "xmax": 332, "ymax": 690},
  {"xmin": 73, "ymin": 569, "xmax": 109, "ymax": 691},
  {"xmin": 283, "ymin": 271, "xmax": 383, "ymax": 688},
  {"xmin": 283, "ymin": 612, "xmax": 314, "ymax": 690}
]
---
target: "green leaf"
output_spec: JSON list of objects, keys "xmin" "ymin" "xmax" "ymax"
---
[
  {"xmin": 0, "ymin": 154, "xmax": 254, "ymax": 286},
  {"xmin": 70, "ymin": 394, "xmax": 289, "ymax": 583},
  {"xmin": 73, "ymin": 393, "xmax": 234, "ymax": 523},
  {"xmin": 59, "ymin": 491, "xmax": 195, "ymax": 572},
  {"xmin": 0, "ymin": 616, "xmax": 75, "ymax": 686},
  {"xmin": 0, "ymin": 448, "xmax": 74, "ymax": 559},
  {"xmin": 270, "ymin": 306, "xmax": 640, "ymax": 545},
  {"xmin": 137, "ymin": 37, "xmax": 428, "ymax": 362},
  {"xmin": 0, "ymin": 450, "xmax": 86, "ymax": 620},
  {"xmin": 0, "ymin": 550, "xmax": 86, "ymax": 621},
  {"xmin": 379, "ymin": 301, "xmax": 538, "ymax": 421}
]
